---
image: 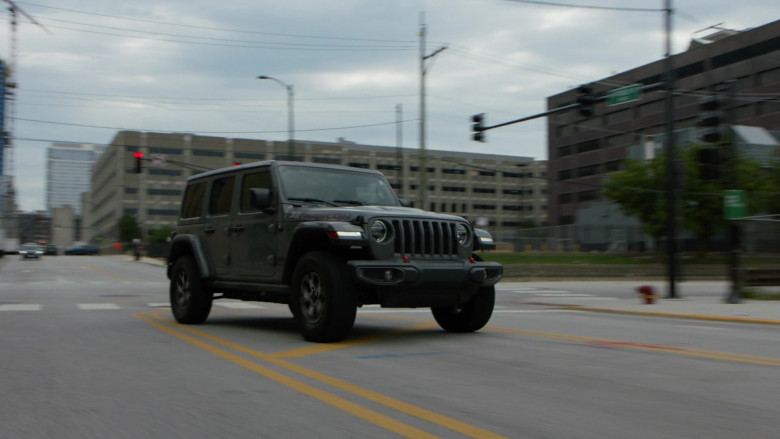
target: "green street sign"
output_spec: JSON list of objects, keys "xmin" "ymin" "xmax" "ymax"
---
[
  {"xmin": 724, "ymin": 189, "xmax": 747, "ymax": 220},
  {"xmin": 607, "ymin": 84, "xmax": 641, "ymax": 106}
]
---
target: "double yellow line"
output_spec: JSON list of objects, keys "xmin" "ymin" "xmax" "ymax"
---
[{"xmin": 136, "ymin": 311, "xmax": 506, "ymax": 439}]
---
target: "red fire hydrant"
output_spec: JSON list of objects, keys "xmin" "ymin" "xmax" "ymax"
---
[{"xmin": 637, "ymin": 285, "xmax": 657, "ymax": 304}]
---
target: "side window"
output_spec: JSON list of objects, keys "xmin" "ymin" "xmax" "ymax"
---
[
  {"xmin": 241, "ymin": 170, "xmax": 272, "ymax": 212},
  {"xmin": 208, "ymin": 176, "xmax": 235, "ymax": 216},
  {"xmin": 180, "ymin": 181, "xmax": 207, "ymax": 219}
]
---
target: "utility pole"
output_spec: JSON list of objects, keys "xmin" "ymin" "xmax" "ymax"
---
[
  {"xmin": 419, "ymin": 12, "xmax": 446, "ymax": 210},
  {"xmin": 396, "ymin": 104, "xmax": 404, "ymax": 191},
  {"xmin": 663, "ymin": 0, "xmax": 679, "ymax": 299}
]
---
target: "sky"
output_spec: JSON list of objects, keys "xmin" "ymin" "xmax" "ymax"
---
[{"xmin": 1, "ymin": 0, "xmax": 777, "ymax": 212}]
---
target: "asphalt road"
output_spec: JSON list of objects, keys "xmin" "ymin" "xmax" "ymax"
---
[{"xmin": 1, "ymin": 255, "xmax": 779, "ymax": 438}]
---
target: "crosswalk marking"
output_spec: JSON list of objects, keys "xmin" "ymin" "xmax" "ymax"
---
[
  {"xmin": 215, "ymin": 302, "xmax": 266, "ymax": 309},
  {"xmin": 0, "ymin": 304, "xmax": 42, "ymax": 311},
  {"xmin": 78, "ymin": 303, "xmax": 122, "ymax": 310}
]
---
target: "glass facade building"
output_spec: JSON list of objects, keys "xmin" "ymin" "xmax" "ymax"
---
[{"xmin": 46, "ymin": 143, "xmax": 105, "ymax": 215}]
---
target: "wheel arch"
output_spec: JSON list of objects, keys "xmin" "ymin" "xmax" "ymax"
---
[{"xmin": 167, "ymin": 234, "xmax": 212, "ymax": 280}]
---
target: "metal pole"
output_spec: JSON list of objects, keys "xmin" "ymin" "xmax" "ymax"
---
[
  {"xmin": 257, "ymin": 75, "xmax": 295, "ymax": 158},
  {"xmin": 663, "ymin": 0, "xmax": 679, "ymax": 298},
  {"xmin": 419, "ymin": 12, "xmax": 427, "ymax": 210},
  {"xmin": 287, "ymin": 84, "xmax": 295, "ymax": 158}
]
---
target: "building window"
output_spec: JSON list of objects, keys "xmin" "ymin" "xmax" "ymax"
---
[
  {"xmin": 148, "ymin": 188, "xmax": 183, "ymax": 196},
  {"xmin": 473, "ymin": 187, "xmax": 496, "ymax": 194},
  {"xmin": 442, "ymin": 168, "xmax": 466, "ymax": 175},
  {"xmin": 479, "ymin": 170, "xmax": 496, "ymax": 176},
  {"xmin": 235, "ymin": 152, "xmax": 265, "ymax": 160},
  {"xmin": 576, "ymin": 139, "xmax": 600, "ymax": 153},
  {"xmin": 348, "ymin": 162, "xmax": 369, "ymax": 169},
  {"xmin": 147, "ymin": 209, "xmax": 180, "ymax": 216},
  {"xmin": 193, "ymin": 149, "xmax": 225, "ymax": 157},
  {"xmin": 313, "ymin": 157, "xmax": 341, "ymax": 164},
  {"xmin": 559, "ymin": 193, "xmax": 573, "ymax": 204},
  {"xmin": 577, "ymin": 164, "xmax": 600, "ymax": 177},
  {"xmin": 473, "ymin": 204, "xmax": 496, "ymax": 210},
  {"xmin": 149, "ymin": 146, "xmax": 183, "ymax": 155},
  {"xmin": 442, "ymin": 186, "xmax": 466, "ymax": 192},
  {"xmin": 377, "ymin": 164, "xmax": 401, "ymax": 171}
]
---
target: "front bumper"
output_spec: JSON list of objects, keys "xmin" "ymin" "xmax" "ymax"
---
[
  {"xmin": 347, "ymin": 259, "xmax": 502, "ymax": 307},
  {"xmin": 347, "ymin": 259, "xmax": 502, "ymax": 288}
]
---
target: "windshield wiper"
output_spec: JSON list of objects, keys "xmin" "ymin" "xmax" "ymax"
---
[
  {"xmin": 334, "ymin": 199, "xmax": 365, "ymax": 206},
  {"xmin": 287, "ymin": 197, "xmax": 338, "ymax": 207}
]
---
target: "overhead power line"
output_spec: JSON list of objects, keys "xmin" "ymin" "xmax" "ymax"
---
[{"xmin": 505, "ymin": 0, "xmax": 663, "ymax": 12}]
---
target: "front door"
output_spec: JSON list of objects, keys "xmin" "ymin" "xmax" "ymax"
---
[{"xmin": 232, "ymin": 168, "xmax": 278, "ymax": 278}]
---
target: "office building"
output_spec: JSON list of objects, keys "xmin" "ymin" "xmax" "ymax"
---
[
  {"xmin": 85, "ymin": 131, "xmax": 548, "ymax": 246},
  {"xmin": 46, "ymin": 143, "xmax": 104, "ymax": 215},
  {"xmin": 547, "ymin": 20, "xmax": 780, "ymax": 226}
]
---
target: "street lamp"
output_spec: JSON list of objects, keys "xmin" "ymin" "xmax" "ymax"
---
[{"xmin": 257, "ymin": 75, "xmax": 295, "ymax": 159}]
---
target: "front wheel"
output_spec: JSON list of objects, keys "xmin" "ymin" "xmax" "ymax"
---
[
  {"xmin": 432, "ymin": 286, "xmax": 495, "ymax": 333},
  {"xmin": 290, "ymin": 251, "xmax": 356, "ymax": 342},
  {"xmin": 170, "ymin": 256, "xmax": 213, "ymax": 324}
]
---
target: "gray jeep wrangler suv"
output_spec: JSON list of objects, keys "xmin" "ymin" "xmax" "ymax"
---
[{"xmin": 167, "ymin": 160, "xmax": 502, "ymax": 342}]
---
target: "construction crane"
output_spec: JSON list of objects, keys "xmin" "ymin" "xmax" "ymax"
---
[{"xmin": 3, "ymin": 0, "xmax": 49, "ymax": 179}]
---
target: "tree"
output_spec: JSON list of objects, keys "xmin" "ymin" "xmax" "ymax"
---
[
  {"xmin": 148, "ymin": 226, "xmax": 174, "ymax": 244},
  {"xmin": 602, "ymin": 147, "xmax": 777, "ymax": 252},
  {"xmin": 601, "ymin": 156, "xmax": 668, "ymax": 246},
  {"xmin": 117, "ymin": 214, "xmax": 141, "ymax": 243}
]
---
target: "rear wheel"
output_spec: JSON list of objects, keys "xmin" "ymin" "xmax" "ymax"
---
[
  {"xmin": 170, "ymin": 256, "xmax": 212, "ymax": 324},
  {"xmin": 290, "ymin": 251, "xmax": 356, "ymax": 342},
  {"xmin": 432, "ymin": 286, "xmax": 495, "ymax": 333}
]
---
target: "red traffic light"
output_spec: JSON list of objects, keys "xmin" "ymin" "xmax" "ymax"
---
[{"xmin": 133, "ymin": 152, "xmax": 144, "ymax": 158}]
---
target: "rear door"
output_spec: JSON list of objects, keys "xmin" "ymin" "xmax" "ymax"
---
[{"xmin": 204, "ymin": 175, "xmax": 236, "ymax": 276}]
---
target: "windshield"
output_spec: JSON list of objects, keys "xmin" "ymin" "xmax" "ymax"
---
[{"xmin": 279, "ymin": 165, "xmax": 398, "ymax": 207}]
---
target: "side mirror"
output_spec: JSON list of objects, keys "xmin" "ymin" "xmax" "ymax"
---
[
  {"xmin": 249, "ymin": 188, "xmax": 273, "ymax": 211},
  {"xmin": 399, "ymin": 198, "xmax": 411, "ymax": 207}
]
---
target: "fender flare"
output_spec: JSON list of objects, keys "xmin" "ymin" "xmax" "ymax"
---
[{"xmin": 168, "ymin": 234, "xmax": 212, "ymax": 279}]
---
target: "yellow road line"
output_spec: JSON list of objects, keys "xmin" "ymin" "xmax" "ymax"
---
[
  {"xmin": 486, "ymin": 326, "xmax": 780, "ymax": 367},
  {"xmin": 273, "ymin": 322, "xmax": 439, "ymax": 358},
  {"xmin": 86, "ymin": 264, "xmax": 133, "ymax": 282},
  {"xmin": 135, "ymin": 312, "xmax": 440, "ymax": 439},
  {"xmin": 141, "ymin": 312, "xmax": 506, "ymax": 439}
]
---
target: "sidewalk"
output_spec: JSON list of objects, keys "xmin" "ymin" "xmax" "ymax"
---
[
  {"xmin": 522, "ymin": 292, "xmax": 780, "ymax": 325},
  {"xmin": 116, "ymin": 255, "xmax": 780, "ymax": 325}
]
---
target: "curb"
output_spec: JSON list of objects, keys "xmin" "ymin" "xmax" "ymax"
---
[{"xmin": 547, "ymin": 303, "xmax": 780, "ymax": 326}]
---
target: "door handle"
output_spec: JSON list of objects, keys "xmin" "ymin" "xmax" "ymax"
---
[{"xmin": 203, "ymin": 227, "xmax": 216, "ymax": 234}]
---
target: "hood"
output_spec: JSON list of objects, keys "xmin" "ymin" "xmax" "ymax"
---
[{"xmin": 286, "ymin": 205, "xmax": 467, "ymax": 223}]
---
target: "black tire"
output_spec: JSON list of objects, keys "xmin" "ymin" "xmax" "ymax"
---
[
  {"xmin": 431, "ymin": 286, "xmax": 495, "ymax": 333},
  {"xmin": 170, "ymin": 255, "xmax": 213, "ymax": 324},
  {"xmin": 290, "ymin": 251, "xmax": 356, "ymax": 342}
]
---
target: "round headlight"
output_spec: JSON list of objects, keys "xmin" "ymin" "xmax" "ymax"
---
[
  {"xmin": 369, "ymin": 220, "xmax": 389, "ymax": 242},
  {"xmin": 456, "ymin": 223, "xmax": 470, "ymax": 246}
]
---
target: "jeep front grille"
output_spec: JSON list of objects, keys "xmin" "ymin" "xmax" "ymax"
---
[{"xmin": 390, "ymin": 219, "xmax": 459, "ymax": 258}]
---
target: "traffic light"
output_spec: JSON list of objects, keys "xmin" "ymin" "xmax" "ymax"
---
[
  {"xmin": 697, "ymin": 147, "xmax": 721, "ymax": 180},
  {"xmin": 697, "ymin": 96, "xmax": 723, "ymax": 144},
  {"xmin": 133, "ymin": 152, "xmax": 143, "ymax": 173},
  {"xmin": 471, "ymin": 113, "xmax": 485, "ymax": 142},
  {"xmin": 577, "ymin": 84, "xmax": 595, "ymax": 117}
]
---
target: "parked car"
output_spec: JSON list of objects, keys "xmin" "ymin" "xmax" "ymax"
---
[
  {"xmin": 43, "ymin": 244, "xmax": 58, "ymax": 255},
  {"xmin": 19, "ymin": 244, "xmax": 44, "ymax": 260},
  {"xmin": 64, "ymin": 244, "xmax": 99, "ymax": 255}
]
